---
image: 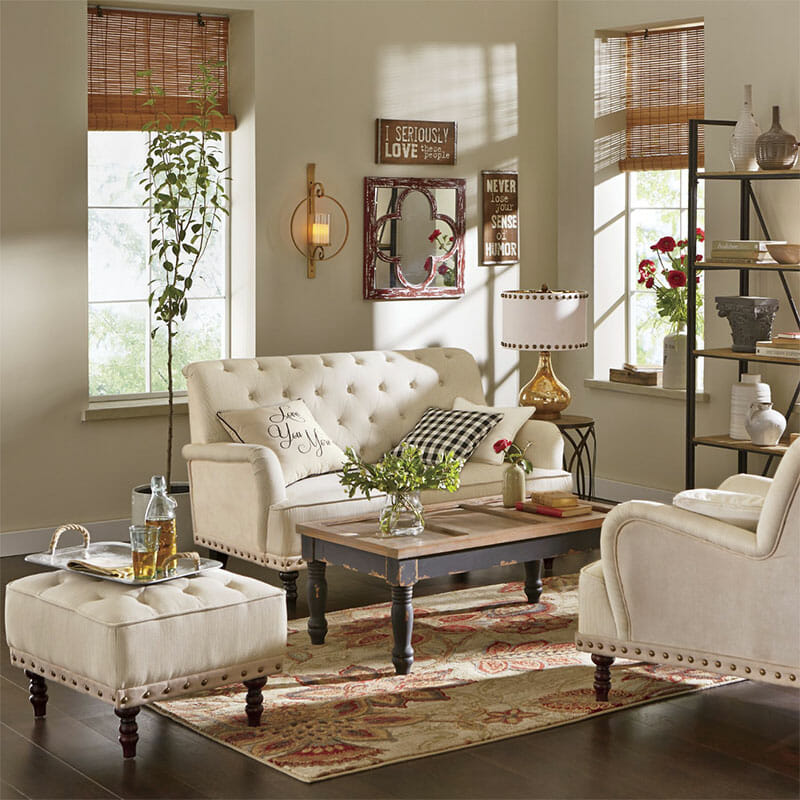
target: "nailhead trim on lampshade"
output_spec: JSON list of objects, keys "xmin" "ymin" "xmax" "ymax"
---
[{"xmin": 500, "ymin": 291, "xmax": 589, "ymax": 351}]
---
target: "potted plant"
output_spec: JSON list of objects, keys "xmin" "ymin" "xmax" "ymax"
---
[
  {"xmin": 493, "ymin": 439, "xmax": 533, "ymax": 507},
  {"xmin": 339, "ymin": 444, "xmax": 462, "ymax": 536},
  {"xmin": 130, "ymin": 62, "xmax": 229, "ymax": 540}
]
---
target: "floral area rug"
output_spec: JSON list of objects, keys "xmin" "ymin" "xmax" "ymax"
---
[{"xmin": 153, "ymin": 575, "xmax": 739, "ymax": 783}]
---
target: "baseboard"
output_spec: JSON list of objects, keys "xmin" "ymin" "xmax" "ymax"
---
[
  {"xmin": 0, "ymin": 519, "xmax": 130, "ymax": 558},
  {"xmin": 594, "ymin": 478, "xmax": 674, "ymax": 505}
]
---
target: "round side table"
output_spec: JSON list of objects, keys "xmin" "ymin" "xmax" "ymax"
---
[{"xmin": 552, "ymin": 415, "xmax": 596, "ymax": 500}]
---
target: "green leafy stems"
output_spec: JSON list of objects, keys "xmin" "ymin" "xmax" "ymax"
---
[
  {"xmin": 493, "ymin": 439, "xmax": 534, "ymax": 473},
  {"xmin": 134, "ymin": 62, "xmax": 230, "ymax": 490}
]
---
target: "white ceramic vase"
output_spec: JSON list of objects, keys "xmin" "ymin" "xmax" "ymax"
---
[
  {"xmin": 662, "ymin": 328, "xmax": 687, "ymax": 389},
  {"xmin": 729, "ymin": 84, "xmax": 762, "ymax": 171},
  {"xmin": 502, "ymin": 463, "xmax": 527, "ymax": 508},
  {"xmin": 745, "ymin": 402, "xmax": 786, "ymax": 446},
  {"xmin": 729, "ymin": 373, "xmax": 771, "ymax": 440}
]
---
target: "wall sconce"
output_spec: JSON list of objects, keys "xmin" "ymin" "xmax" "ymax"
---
[{"xmin": 290, "ymin": 164, "xmax": 349, "ymax": 278}]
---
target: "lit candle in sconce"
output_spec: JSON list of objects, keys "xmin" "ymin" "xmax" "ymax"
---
[{"xmin": 310, "ymin": 213, "xmax": 331, "ymax": 246}]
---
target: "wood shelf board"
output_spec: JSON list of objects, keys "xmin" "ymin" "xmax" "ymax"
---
[
  {"xmin": 698, "ymin": 261, "xmax": 800, "ymax": 272},
  {"xmin": 698, "ymin": 169, "xmax": 800, "ymax": 180},
  {"xmin": 694, "ymin": 347, "xmax": 800, "ymax": 366},
  {"xmin": 694, "ymin": 434, "xmax": 790, "ymax": 456}
]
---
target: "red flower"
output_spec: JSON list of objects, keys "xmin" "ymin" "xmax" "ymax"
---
[
  {"xmin": 493, "ymin": 439, "xmax": 513, "ymax": 454},
  {"xmin": 696, "ymin": 276, "xmax": 701, "ymax": 283},
  {"xmin": 695, "ymin": 253, "xmax": 702, "ymax": 262},
  {"xmin": 667, "ymin": 270, "xmax": 687, "ymax": 288},
  {"xmin": 651, "ymin": 236, "xmax": 676, "ymax": 253},
  {"xmin": 645, "ymin": 277, "xmax": 654, "ymax": 289},
  {"xmin": 428, "ymin": 229, "xmax": 442, "ymax": 242},
  {"xmin": 437, "ymin": 263, "xmax": 449, "ymax": 275},
  {"xmin": 696, "ymin": 227, "xmax": 705, "ymax": 242},
  {"xmin": 677, "ymin": 239, "xmax": 687, "ymax": 248}
]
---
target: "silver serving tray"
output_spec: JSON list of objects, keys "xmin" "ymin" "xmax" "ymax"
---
[{"xmin": 26, "ymin": 541, "xmax": 223, "ymax": 585}]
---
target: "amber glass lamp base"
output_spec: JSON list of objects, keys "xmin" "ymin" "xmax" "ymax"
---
[{"xmin": 519, "ymin": 351, "xmax": 571, "ymax": 420}]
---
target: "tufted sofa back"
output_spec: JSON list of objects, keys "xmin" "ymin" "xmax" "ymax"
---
[{"xmin": 183, "ymin": 348, "xmax": 487, "ymax": 464}]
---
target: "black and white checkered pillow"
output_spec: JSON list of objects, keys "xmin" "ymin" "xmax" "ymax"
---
[{"xmin": 393, "ymin": 407, "xmax": 504, "ymax": 465}]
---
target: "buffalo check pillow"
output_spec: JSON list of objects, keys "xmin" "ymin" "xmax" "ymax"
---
[{"xmin": 392, "ymin": 407, "xmax": 503, "ymax": 465}]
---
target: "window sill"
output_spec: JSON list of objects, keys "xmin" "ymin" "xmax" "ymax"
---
[
  {"xmin": 584, "ymin": 379, "xmax": 710, "ymax": 402},
  {"xmin": 83, "ymin": 396, "xmax": 189, "ymax": 421}
]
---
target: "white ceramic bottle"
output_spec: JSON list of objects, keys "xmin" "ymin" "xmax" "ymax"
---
[
  {"xmin": 730, "ymin": 373, "xmax": 770, "ymax": 440},
  {"xmin": 729, "ymin": 84, "xmax": 762, "ymax": 171},
  {"xmin": 745, "ymin": 402, "xmax": 786, "ymax": 446}
]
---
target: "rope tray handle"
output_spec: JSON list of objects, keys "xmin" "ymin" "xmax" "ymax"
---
[
  {"xmin": 162, "ymin": 551, "xmax": 202, "ymax": 572},
  {"xmin": 49, "ymin": 524, "xmax": 91, "ymax": 555}
]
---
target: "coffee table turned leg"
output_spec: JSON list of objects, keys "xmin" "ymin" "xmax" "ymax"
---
[
  {"xmin": 307, "ymin": 560, "xmax": 328, "ymax": 645},
  {"xmin": 114, "ymin": 706, "xmax": 140, "ymax": 758},
  {"xmin": 391, "ymin": 584, "xmax": 415, "ymax": 675},
  {"xmin": 243, "ymin": 677, "xmax": 268, "ymax": 726},
  {"xmin": 25, "ymin": 670, "xmax": 47, "ymax": 718},
  {"xmin": 523, "ymin": 560, "xmax": 544, "ymax": 603}
]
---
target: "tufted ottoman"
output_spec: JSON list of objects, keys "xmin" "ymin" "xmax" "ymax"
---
[{"xmin": 5, "ymin": 569, "xmax": 287, "ymax": 757}]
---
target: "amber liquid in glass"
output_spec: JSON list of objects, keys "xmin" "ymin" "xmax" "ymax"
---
[
  {"xmin": 131, "ymin": 548, "xmax": 157, "ymax": 580},
  {"xmin": 147, "ymin": 519, "xmax": 177, "ymax": 575}
]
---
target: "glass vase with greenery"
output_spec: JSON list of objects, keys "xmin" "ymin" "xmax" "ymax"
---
[
  {"xmin": 339, "ymin": 444, "xmax": 463, "ymax": 536},
  {"xmin": 135, "ymin": 63, "xmax": 229, "ymax": 490}
]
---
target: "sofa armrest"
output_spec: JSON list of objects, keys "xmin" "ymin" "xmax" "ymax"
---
[
  {"xmin": 514, "ymin": 419, "xmax": 564, "ymax": 471},
  {"xmin": 717, "ymin": 473, "xmax": 773, "ymax": 498},
  {"xmin": 182, "ymin": 443, "xmax": 287, "ymax": 555}
]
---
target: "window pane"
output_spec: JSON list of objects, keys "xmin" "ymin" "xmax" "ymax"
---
[
  {"xmin": 631, "ymin": 170, "xmax": 681, "ymax": 209},
  {"xmin": 89, "ymin": 209, "xmax": 149, "ymax": 301},
  {"xmin": 88, "ymin": 132, "xmax": 147, "ymax": 207},
  {"xmin": 630, "ymin": 208, "xmax": 681, "ymax": 278},
  {"xmin": 89, "ymin": 302, "xmax": 148, "ymax": 395},
  {"xmin": 188, "ymin": 216, "xmax": 227, "ymax": 297},
  {"xmin": 150, "ymin": 299, "xmax": 226, "ymax": 392},
  {"xmin": 631, "ymin": 291, "xmax": 672, "ymax": 366}
]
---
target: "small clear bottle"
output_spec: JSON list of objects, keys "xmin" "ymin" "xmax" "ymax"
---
[{"xmin": 145, "ymin": 475, "xmax": 177, "ymax": 576}]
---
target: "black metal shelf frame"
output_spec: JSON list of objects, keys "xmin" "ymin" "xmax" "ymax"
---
[{"xmin": 686, "ymin": 119, "xmax": 800, "ymax": 488}]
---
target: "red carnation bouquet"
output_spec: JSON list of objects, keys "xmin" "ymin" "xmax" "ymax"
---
[
  {"xmin": 637, "ymin": 228, "xmax": 704, "ymax": 330},
  {"xmin": 493, "ymin": 439, "xmax": 533, "ymax": 473}
]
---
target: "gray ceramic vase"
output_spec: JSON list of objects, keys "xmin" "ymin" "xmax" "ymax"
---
[
  {"xmin": 715, "ymin": 296, "xmax": 779, "ymax": 353},
  {"xmin": 755, "ymin": 106, "xmax": 799, "ymax": 170}
]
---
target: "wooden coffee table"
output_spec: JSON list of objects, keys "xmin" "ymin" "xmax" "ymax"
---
[{"xmin": 297, "ymin": 498, "xmax": 609, "ymax": 675}]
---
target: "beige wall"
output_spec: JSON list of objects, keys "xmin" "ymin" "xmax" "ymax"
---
[
  {"xmin": 557, "ymin": 0, "xmax": 800, "ymax": 493},
  {"xmin": 0, "ymin": 0, "xmax": 558, "ymax": 533}
]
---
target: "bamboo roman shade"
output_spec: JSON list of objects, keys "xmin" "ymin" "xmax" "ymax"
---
[
  {"xmin": 88, "ymin": 7, "xmax": 235, "ymax": 131},
  {"xmin": 619, "ymin": 25, "xmax": 704, "ymax": 171}
]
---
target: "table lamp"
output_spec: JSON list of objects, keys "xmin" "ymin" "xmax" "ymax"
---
[{"xmin": 500, "ymin": 287, "xmax": 589, "ymax": 419}]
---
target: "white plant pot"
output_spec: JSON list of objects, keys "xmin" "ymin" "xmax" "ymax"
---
[
  {"xmin": 662, "ymin": 330, "xmax": 687, "ymax": 389},
  {"xmin": 131, "ymin": 482, "xmax": 194, "ymax": 552}
]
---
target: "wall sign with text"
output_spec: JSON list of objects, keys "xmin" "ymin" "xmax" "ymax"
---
[
  {"xmin": 375, "ymin": 119, "xmax": 457, "ymax": 165},
  {"xmin": 481, "ymin": 170, "xmax": 519, "ymax": 265}
]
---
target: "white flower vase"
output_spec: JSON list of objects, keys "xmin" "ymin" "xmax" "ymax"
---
[
  {"xmin": 745, "ymin": 402, "xmax": 786, "ymax": 447},
  {"xmin": 729, "ymin": 84, "xmax": 762, "ymax": 171},
  {"xmin": 378, "ymin": 491, "xmax": 425, "ymax": 537},
  {"xmin": 502, "ymin": 464, "xmax": 527, "ymax": 508},
  {"xmin": 662, "ymin": 327, "xmax": 688, "ymax": 389}
]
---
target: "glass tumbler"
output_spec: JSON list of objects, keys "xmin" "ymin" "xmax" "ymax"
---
[{"xmin": 129, "ymin": 525, "xmax": 159, "ymax": 581}]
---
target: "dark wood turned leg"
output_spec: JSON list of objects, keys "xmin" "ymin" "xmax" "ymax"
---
[
  {"xmin": 25, "ymin": 671, "xmax": 47, "ymax": 718},
  {"xmin": 591, "ymin": 654, "xmax": 615, "ymax": 702},
  {"xmin": 279, "ymin": 570, "xmax": 299, "ymax": 603},
  {"xmin": 523, "ymin": 559, "xmax": 544, "ymax": 603},
  {"xmin": 243, "ymin": 677, "xmax": 268, "ymax": 727},
  {"xmin": 208, "ymin": 548, "xmax": 229, "ymax": 568},
  {"xmin": 307, "ymin": 560, "xmax": 328, "ymax": 644},
  {"xmin": 391, "ymin": 584, "xmax": 415, "ymax": 675},
  {"xmin": 114, "ymin": 706, "xmax": 140, "ymax": 758},
  {"xmin": 543, "ymin": 557, "xmax": 554, "ymax": 574}
]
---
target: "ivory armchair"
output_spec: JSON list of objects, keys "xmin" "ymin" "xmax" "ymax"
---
[{"xmin": 576, "ymin": 438, "xmax": 800, "ymax": 700}]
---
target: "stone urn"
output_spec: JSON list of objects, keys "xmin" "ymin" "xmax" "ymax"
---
[{"xmin": 715, "ymin": 296, "xmax": 779, "ymax": 353}]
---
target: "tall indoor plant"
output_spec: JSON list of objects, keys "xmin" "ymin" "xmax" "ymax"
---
[{"xmin": 136, "ymin": 62, "xmax": 229, "ymax": 490}]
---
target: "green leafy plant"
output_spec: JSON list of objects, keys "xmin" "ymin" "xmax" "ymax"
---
[{"xmin": 135, "ymin": 63, "xmax": 229, "ymax": 490}]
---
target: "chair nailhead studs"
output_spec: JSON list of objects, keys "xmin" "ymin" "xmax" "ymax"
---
[
  {"xmin": 241, "ymin": 670, "xmax": 247, "ymax": 677},
  {"xmin": 586, "ymin": 641, "xmax": 593, "ymax": 648},
  {"xmin": 142, "ymin": 690, "xmax": 151, "ymax": 699},
  {"xmin": 61, "ymin": 675, "xmax": 66, "ymax": 681},
  {"xmin": 84, "ymin": 685, "xmax": 90, "ymax": 691},
  {"xmin": 790, "ymin": 674, "xmax": 796, "ymax": 681},
  {"xmin": 745, "ymin": 667, "xmax": 751, "ymax": 674},
  {"xmin": 759, "ymin": 669, "xmax": 766, "ymax": 676},
  {"xmin": 634, "ymin": 648, "xmax": 641, "ymax": 655},
  {"xmin": 597, "ymin": 644, "xmax": 603, "ymax": 650},
  {"xmin": 121, "ymin": 697, "xmax": 128, "ymax": 705},
  {"xmin": 258, "ymin": 666, "xmax": 264, "ymax": 673},
  {"xmin": 98, "ymin": 691, "xmax": 103, "ymax": 697},
  {"xmin": 702, "ymin": 660, "xmax": 708, "ymax": 666},
  {"xmin": 201, "ymin": 679, "xmax": 208, "ymax": 686},
  {"xmin": 775, "ymin": 672, "xmax": 782, "ymax": 679},
  {"xmin": 50, "ymin": 671, "xmax": 56, "ymax": 677},
  {"xmin": 275, "ymin": 663, "xmax": 281, "ymax": 671},
  {"xmin": 620, "ymin": 647, "xmax": 627, "ymax": 654},
  {"xmin": 687, "ymin": 656, "xmax": 694, "ymax": 663},
  {"xmin": 576, "ymin": 640, "xmax": 582, "ymax": 646},
  {"xmin": 676, "ymin": 655, "xmax": 683, "ymax": 661},
  {"xmin": 221, "ymin": 674, "xmax": 228, "ymax": 681},
  {"xmin": 11, "ymin": 656, "xmax": 15, "ymax": 662},
  {"xmin": 162, "ymin": 687, "xmax": 170, "ymax": 694},
  {"xmin": 40, "ymin": 667, "xmax": 45, "ymax": 674},
  {"xmin": 714, "ymin": 661, "xmax": 721, "ymax": 668},
  {"xmin": 72, "ymin": 680, "xmax": 77, "ymax": 686},
  {"xmin": 183, "ymin": 681, "xmax": 191, "ymax": 689},
  {"xmin": 648, "ymin": 650, "xmax": 655, "ymax": 657},
  {"xmin": 662, "ymin": 653, "xmax": 669, "ymax": 659},
  {"xmin": 609, "ymin": 645, "xmax": 616, "ymax": 652},
  {"xmin": 730, "ymin": 664, "xmax": 736, "ymax": 671}
]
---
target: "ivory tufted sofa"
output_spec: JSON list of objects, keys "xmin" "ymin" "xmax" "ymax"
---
[
  {"xmin": 576, "ymin": 438, "xmax": 800, "ymax": 700},
  {"xmin": 183, "ymin": 347, "xmax": 571, "ymax": 598}
]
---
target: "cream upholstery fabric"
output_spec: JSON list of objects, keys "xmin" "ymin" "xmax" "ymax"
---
[
  {"xmin": 183, "ymin": 348, "xmax": 570, "ymax": 571},
  {"xmin": 452, "ymin": 397, "xmax": 534, "ymax": 465},
  {"xmin": 5, "ymin": 570, "xmax": 287, "ymax": 694},
  {"xmin": 672, "ymin": 488, "xmax": 763, "ymax": 531},
  {"xmin": 577, "ymin": 438, "xmax": 800, "ymax": 688}
]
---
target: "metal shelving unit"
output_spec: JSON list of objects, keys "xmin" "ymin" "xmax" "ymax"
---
[{"xmin": 686, "ymin": 119, "xmax": 800, "ymax": 488}]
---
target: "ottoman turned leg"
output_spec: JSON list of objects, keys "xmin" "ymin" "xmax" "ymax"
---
[
  {"xmin": 244, "ymin": 677, "xmax": 268, "ymax": 726},
  {"xmin": 591, "ymin": 654, "xmax": 615, "ymax": 702},
  {"xmin": 25, "ymin": 670, "xmax": 48, "ymax": 718},
  {"xmin": 114, "ymin": 706, "xmax": 140, "ymax": 758}
]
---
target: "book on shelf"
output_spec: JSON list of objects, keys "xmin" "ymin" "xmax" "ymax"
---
[
  {"xmin": 515, "ymin": 501, "xmax": 593, "ymax": 518},
  {"xmin": 622, "ymin": 362, "xmax": 661, "ymax": 372},
  {"xmin": 755, "ymin": 337, "xmax": 800, "ymax": 350},
  {"xmin": 708, "ymin": 252, "xmax": 777, "ymax": 264},
  {"xmin": 710, "ymin": 239, "xmax": 786, "ymax": 252},
  {"xmin": 754, "ymin": 346, "xmax": 800, "ymax": 360},
  {"xmin": 775, "ymin": 332, "xmax": 800, "ymax": 340},
  {"xmin": 609, "ymin": 368, "xmax": 659, "ymax": 386},
  {"xmin": 529, "ymin": 490, "xmax": 578, "ymax": 508}
]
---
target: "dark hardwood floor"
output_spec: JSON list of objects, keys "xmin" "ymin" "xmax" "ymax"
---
[{"xmin": 1, "ymin": 552, "xmax": 798, "ymax": 800}]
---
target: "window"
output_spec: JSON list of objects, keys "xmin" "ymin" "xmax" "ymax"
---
[
  {"xmin": 593, "ymin": 23, "xmax": 704, "ymax": 372},
  {"xmin": 88, "ymin": 132, "xmax": 229, "ymax": 397},
  {"xmin": 87, "ymin": 7, "xmax": 234, "ymax": 398}
]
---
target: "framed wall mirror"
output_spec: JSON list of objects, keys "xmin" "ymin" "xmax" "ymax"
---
[{"xmin": 363, "ymin": 176, "xmax": 466, "ymax": 300}]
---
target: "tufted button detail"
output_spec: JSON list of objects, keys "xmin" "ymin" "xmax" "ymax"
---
[
  {"xmin": 409, "ymin": 381, "xmax": 416, "ymax": 389},
  {"xmin": 347, "ymin": 386, "xmax": 354, "ymax": 394},
  {"xmin": 379, "ymin": 383, "xmax": 386, "ymax": 391}
]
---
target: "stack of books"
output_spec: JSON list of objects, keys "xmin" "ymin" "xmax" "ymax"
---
[
  {"xmin": 609, "ymin": 363, "xmax": 661, "ymax": 386},
  {"xmin": 755, "ymin": 333, "xmax": 800, "ymax": 360},
  {"xmin": 709, "ymin": 240, "xmax": 785, "ymax": 264},
  {"xmin": 516, "ymin": 490, "xmax": 592, "ymax": 518}
]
